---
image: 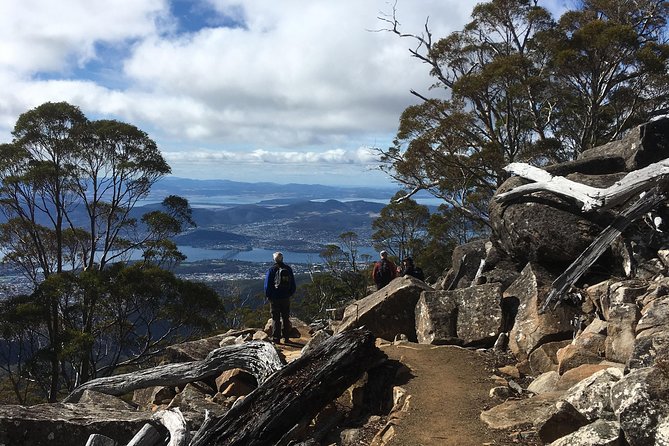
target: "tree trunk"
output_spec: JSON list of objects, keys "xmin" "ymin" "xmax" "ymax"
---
[
  {"xmin": 189, "ymin": 328, "xmax": 384, "ymax": 446},
  {"xmin": 63, "ymin": 341, "xmax": 283, "ymax": 403},
  {"xmin": 495, "ymin": 160, "xmax": 669, "ymax": 211}
]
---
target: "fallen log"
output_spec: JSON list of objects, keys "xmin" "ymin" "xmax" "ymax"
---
[
  {"xmin": 125, "ymin": 423, "xmax": 162, "ymax": 446},
  {"xmin": 495, "ymin": 160, "xmax": 669, "ymax": 211},
  {"xmin": 493, "ymin": 159, "xmax": 669, "ymax": 312},
  {"xmin": 189, "ymin": 328, "xmax": 385, "ymax": 446},
  {"xmin": 64, "ymin": 341, "xmax": 283, "ymax": 403},
  {"xmin": 154, "ymin": 409, "xmax": 189, "ymax": 446},
  {"xmin": 85, "ymin": 434, "xmax": 116, "ymax": 446}
]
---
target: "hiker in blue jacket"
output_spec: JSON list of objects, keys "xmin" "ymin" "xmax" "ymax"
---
[{"xmin": 264, "ymin": 251, "xmax": 296, "ymax": 343}]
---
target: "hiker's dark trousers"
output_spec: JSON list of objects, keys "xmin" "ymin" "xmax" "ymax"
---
[{"xmin": 270, "ymin": 297, "xmax": 291, "ymax": 339}]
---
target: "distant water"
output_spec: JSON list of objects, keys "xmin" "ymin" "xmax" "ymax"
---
[
  {"xmin": 139, "ymin": 195, "xmax": 444, "ymax": 209},
  {"xmin": 176, "ymin": 246, "xmax": 379, "ymax": 264}
]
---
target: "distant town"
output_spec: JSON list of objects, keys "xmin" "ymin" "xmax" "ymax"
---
[{"xmin": 0, "ymin": 178, "xmax": 411, "ymax": 298}]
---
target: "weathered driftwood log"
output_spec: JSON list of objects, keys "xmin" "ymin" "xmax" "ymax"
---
[
  {"xmin": 540, "ymin": 188, "xmax": 667, "ymax": 313},
  {"xmin": 85, "ymin": 434, "xmax": 116, "ymax": 446},
  {"xmin": 64, "ymin": 341, "xmax": 283, "ymax": 403},
  {"xmin": 125, "ymin": 423, "xmax": 162, "ymax": 446},
  {"xmin": 189, "ymin": 328, "xmax": 384, "ymax": 446},
  {"xmin": 495, "ymin": 160, "xmax": 669, "ymax": 211},
  {"xmin": 154, "ymin": 409, "xmax": 189, "ymax": 446}
]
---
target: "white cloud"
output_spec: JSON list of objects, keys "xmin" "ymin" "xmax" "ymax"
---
[{"xmin": 4, "ymin": 0, "xmax": 568, "ymax": 185}]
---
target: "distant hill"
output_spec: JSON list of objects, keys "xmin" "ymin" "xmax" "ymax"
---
[{"xmin": 147, "ymin": 177, "xmax": 398, "ymax": 203}]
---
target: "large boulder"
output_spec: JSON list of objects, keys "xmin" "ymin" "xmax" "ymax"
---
[
  {"xmin": 480, "ymin": 392, "xmax": 565, "ymax": 430},
  {"xmin": 556, "ymin": 319, "xmax": 607, "ymax": 374},
  {"xmin": 415, "ymin": 291, "xmax": 459, "ymax": 345},
  {"xmin": 576, "ymin": 117, "xmax": 669, "ymax": 172},
  {"xmin": 628, "ymin": 292, "xmax": 669, "ymax": 370},
  {"xmin": 489, "ymin": 174, "xmax": 609, "ymax": 268},
  {"xmin": 529, "ymin": 340, "xmax": 572, "ymax": 374},
  {"xmin": 335, "ymin": 275, "xmax": 433, "ymax": 342},
  {"xmin": 628, "ymin": 329, "xmax": 669, "ymax": 370},
  {"xmin": 0, "ymin": 403, "xmax": 149, "ymax": 446},
  {"xmin": 437, "ymin": 239, "xmax": 488, "ymax": 290},
  {"xmin": 563, "ymin": 367, "xmax": 623, "ymax": 421},
  {"xmin": 416, "ymin": 283, "xmax": 503, "ymax": 347},
  {"xmin": 547, "ymin": 419, "xmax": 622, "ymax": 446},
  {"xmin": 611, "ymin": 365, "xmax": 669, "ymax": 446},
  {"xmin": 604, "ymin": 302, "xmax": 639, "ymax": 364},
  {"xmin": 505, "ymin": 263, "xmax": 579, "ymax": 361},
  {"xmin": 536, "ymin": 400, "xmax": 590, "ymax": 444}
]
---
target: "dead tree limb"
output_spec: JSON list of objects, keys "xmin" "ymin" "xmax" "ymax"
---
[
  {"xmin": 64, "ymin": 341, "xmax": 283, "ymax": 403},
  {"xmin": 495, "ymin": 160, "xmax": 669, "ymax": 211},
  {"xmin": 540, "ymin": 187, "xmax": 667, "ymax": 313},
  {"xmin": 125, "ymin": 423, "xmax": 162, "ymax": 446},
  {"xmin": 85, "ymin": 434, "xmax": 116, "ymax": 446},
  {"xmin": 188, "ymin": 328, "xmax": 385, "ymax": 446},
  {"xmin": 154, "ymin": 409, "xmax": 189, "ymax": 446}
]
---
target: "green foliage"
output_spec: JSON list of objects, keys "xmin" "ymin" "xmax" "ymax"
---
[
  {"xmin": 379, "ymin": 0, "xmax": 669, "ymax": 232},
  {"xmin": 0, "ymin": 264, "xmax": 225, "ymax": 403},
  {"xmin": 0, "ymin": 102, "xmax": 221, "ymax": 403},
  {"xmin": 541, "ymin": 0, "xmax": 669, "ymax": 156},
  {"xmin": 372, "ymin": 191, "xmax": 430, "ymax": 260}
]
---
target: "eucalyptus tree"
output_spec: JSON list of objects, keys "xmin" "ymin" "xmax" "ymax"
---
[
  {"xmin": 378, "ymin": 0, "xmax": 669, "ymax": 231},
  {"xmin": 544, "ymin": 0, "xmax": 669, "ymax": 157},
  {"xmin": 371, "ymin": 191, "xmax": 430, "ymax": 261},
  {"xmin": 378, "ymin": 0, "xmax": 556, "ymax": 228},
  {"xmin": 0, "ymin": 102, "xmax": 221, "ymax": 402}
]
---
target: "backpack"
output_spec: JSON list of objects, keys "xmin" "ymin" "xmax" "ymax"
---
[
  {"xmin": 375, "ymin": 259, "xmax": 392, "ymax": 283},
  {"xmin": 274, "ymin": 266, "xmax": 290, "ymax": 291}
]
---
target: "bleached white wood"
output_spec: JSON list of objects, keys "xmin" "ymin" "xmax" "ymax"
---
[
  {"xmin": 154, "ymin": 409, "xmax": 189, "ymax": 446},
  {"xmin": 85, "ymin": 434, "xmax": 117, "ymax": 446},
  {"xmin": 64, "ymin": 341, "xmax": 283, "ymax": 403},
  {"xmin": 495, "ymin": 160, "xmax": 669, "ymax": 211}
]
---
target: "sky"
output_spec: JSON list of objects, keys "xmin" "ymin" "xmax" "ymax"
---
[{"xmin": 0, "ymin": 0, "xmax": 569, "ymax": 187}]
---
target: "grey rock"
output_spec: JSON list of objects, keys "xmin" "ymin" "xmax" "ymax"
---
[
  {"xmin": 611, "ymin": 365, "xmax": 669, "ymax": 446},
  {"xmin": 547, "ymin": 419, "xmax": 622, "ymax": 446},
  {"xmin": 527, "ymin": 371, "xmax": 560, "ymax": 395},
  {"xmin": 537, "ymin": 400, "xmax": 590, "ymax": 444},
  {"xmin": 505, "ymin": 263, "xmax": 578, "ymax": 361},
  {"xmin": 0, "ymin": 403, "xmax": 149, "ymax": 446},
  {"xmin": 563, "ymin": 367, "xmax": 622, "ymax": 421},
  {"xmin": 335, "ymin": 275, "xmax": 433, "ymax": 342},
  {"xmin": 480, "ymin": 392, "xmax": 565, "ymax": 430}
]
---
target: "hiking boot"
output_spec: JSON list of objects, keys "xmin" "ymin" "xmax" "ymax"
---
[
  {"xmin": 272, "ymin": 338, "xmax": 281, "ymax": 344},
  {"xmin": 283, "ymin": 338, "xmax": 290, "ymax": 343}
]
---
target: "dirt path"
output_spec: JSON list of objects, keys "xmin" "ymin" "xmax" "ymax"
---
[{"xmin": 379, "ymin": 342, "xmax": 539, "ymax": 446}]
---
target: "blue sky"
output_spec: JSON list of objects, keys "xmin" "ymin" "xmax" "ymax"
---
[{"xmin": 0, "ymin": 0, "xmax": 569, "ymax": 187}]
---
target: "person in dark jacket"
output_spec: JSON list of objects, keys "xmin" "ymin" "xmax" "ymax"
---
[
  {"xmin": 264, "ymin": 251, "xmax": 297, "ymax": 343},
  {"xmin": 400, "ymin": 257, "xmax": 425, "ymax": 281},
  {"xmin": 372, "ymin": 250, "xmax": 397, "ymax": 290}
]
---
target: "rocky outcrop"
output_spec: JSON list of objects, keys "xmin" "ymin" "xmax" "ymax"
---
[
  {"xmin": 504, "ymin": 263, "xmax": 578, "ymax": 361},
  {"xmin": 0, "ymin": 403, "xmax": 150, "ymax": 446},
  {"xmin": 335, "ymin": 275, "xmax": 433, "ymax": 342},
  {"xmin": 415, "ymin": 283, "xmax": 503, "ymax": 347},
  {"xmin": 477, "ymin": 118, "xmax": 669, "ymax": 445}
]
